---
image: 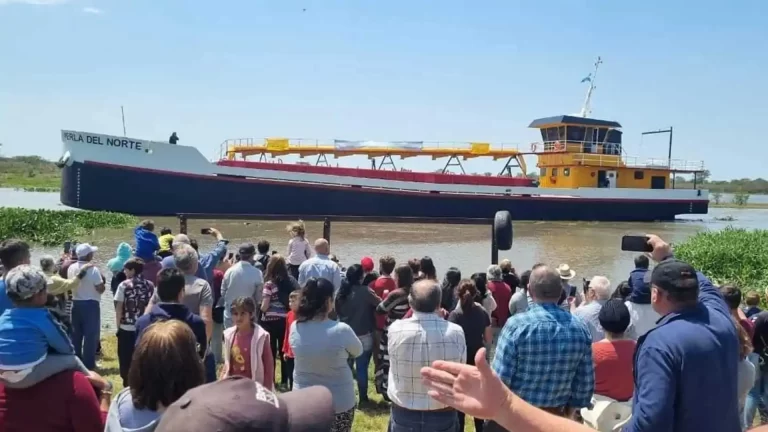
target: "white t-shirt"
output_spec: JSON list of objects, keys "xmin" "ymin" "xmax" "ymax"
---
[
  {"xmin": 286, "ymin": 237, "xmax": 312, "ymax": 266},
  {"xmin": 67, "ymin": 261, "xmax": 104, "ymax": 302},
  {"xmin": 625, "ymin": 301, "xmax": 662, "ymax": 340}
]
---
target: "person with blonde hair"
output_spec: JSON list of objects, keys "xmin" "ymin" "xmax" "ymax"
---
[
  {"xmin": 286, "ymin": 220, "xmax": 311, "ymax": 280},
  {"xmin": 105, "ymin": 320, "xmax": 205, "ymax": 431}
]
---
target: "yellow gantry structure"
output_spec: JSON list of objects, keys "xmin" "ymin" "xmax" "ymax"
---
[{"xmin": 222, "ymin": 137, "xmax": 528, "ymax": 174}]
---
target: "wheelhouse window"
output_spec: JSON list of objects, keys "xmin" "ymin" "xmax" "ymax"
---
[
  {"xmin": 563, "ymin": 168, "xmax": 570, "ymax": 177},
  {"xmin": 552, "ymin": 168, "xmax": 559, "ymax": 177},
  {"xmin": 540, "ymin": 167, "xmax": 547, "ymax": 176},
  {"xmin": 634, "ymin": 170, "xmax": 644, "ymax": 180}
]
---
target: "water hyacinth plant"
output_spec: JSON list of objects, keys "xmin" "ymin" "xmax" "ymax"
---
[
  {"xmin": 675, "ymin": 227, "xmax": 768, "ymax": 291},
  {"xmin": 0, "ymin": 208, "xmax": 136, "ymax": 245}
]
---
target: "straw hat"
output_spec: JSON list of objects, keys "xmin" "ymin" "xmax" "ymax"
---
[{"xmin": 556, "ymin": 264, "xmax": 576, "ymax": 280}]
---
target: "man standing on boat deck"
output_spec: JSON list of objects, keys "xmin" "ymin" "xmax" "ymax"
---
[
  {"xmin": 169, "ymin": 132, "xmax": 179, "ymax": 145},
  {"xmin": 298, "ymin": 239, "xmax": 341, "ymax": 291}
]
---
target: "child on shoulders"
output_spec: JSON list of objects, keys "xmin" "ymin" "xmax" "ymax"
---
[
  {"xmin": 0, "ymin": 265, "xmax": 88, "ymax": 388},
  {"xmin": 134, "ymin": 219, "xmax": 160, "ymax": 262},
  {"xmin": 285, "ymin": 220, "xmax": 311, "ymax": 280},
  {"xmin": 221, "ymin": 297, "xmax": 273, "ymax": 388},
  {"xmin": 157, "ymin": 227, "xmax": 175, "ymax": 258}
]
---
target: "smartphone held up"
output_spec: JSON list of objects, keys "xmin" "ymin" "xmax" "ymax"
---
[{"xmin": 621, "ymin": 235, "xmax": 654, "ymax": 253}]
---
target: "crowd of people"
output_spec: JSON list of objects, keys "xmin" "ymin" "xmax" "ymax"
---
[{"xmin": 0, "ymin": 220, "xmax": 766, "ymax": 432}]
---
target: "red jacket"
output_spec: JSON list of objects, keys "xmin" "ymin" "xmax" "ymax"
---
[
  {"xmin": 283, "ymin": 310, "xmax": 296, "ymax": 358},
  {"xmin": 0, "ymin": 370, "xmax": 106, "ymax": 432},
  {"xmin": 371, "ymin": 276, "xmax": 396, "ymax": 330},
  {"xmin": 487, "ymin": 280, "xmax": 512, "ymax": 328}
]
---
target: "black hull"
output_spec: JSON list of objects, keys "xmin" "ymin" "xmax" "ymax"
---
[{"xmin": 60, "ymin": 162, "xmax": 708, "ymax": 222}]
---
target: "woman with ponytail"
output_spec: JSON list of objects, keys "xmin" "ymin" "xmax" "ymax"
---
[
  {"xmin": 447, "ymin": 279, "xmax": 492, "ymax": 432},
  {"xmin": 289, "ymin": 277, "xmax": 362, "ymax": 432}
]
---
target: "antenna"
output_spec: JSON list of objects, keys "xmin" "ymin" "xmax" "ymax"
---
[
  {"xmin": 121, "ymin": 106, "xmax": 127, "ymax": 136},
  {"xmin": 579, "ymin": 56, "xmax": 603, "ymax": 118}
]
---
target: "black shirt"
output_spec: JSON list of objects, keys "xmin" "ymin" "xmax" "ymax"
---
[
  {"xmin": 448, "ymin": 303, "xmax": 491, "ymax": 363},
  {"xmin": 752, "ymin": 311, "xmax": 768, "ymax": 356}
]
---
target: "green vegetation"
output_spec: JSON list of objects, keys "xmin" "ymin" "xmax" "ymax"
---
[
  {"xmin": 0, "ymin": 156, "xmax": 61, "ymax": 189},
  {"xmin": 732, "ymin": 191, "xmax": 750, "ymax": 206},
  {"xmin": 0, "ymin": 208, "xmax": 135, "ymax": 246},
  {"xmin": 676, "ymin": 170, "xmax": 768, "ymax": 194},
  {"xmin": 675, "ymin": 227, "xmax": 768, "ymax": 291}
]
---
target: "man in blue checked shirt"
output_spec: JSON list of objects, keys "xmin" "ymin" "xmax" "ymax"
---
[{"xmin": 485, "ymin": 265, "xmax": 594, "ymax": 431}]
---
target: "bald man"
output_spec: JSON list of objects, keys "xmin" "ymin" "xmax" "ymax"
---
[
  {"xmin": 297, "ymin": 238, "xmax": 341, "ymax": 291},
  {"xmin": 387, "ymin": 280, "xmax": 466, "ymax": 431}
]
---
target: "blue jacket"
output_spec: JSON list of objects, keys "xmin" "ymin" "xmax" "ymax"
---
[
  {"xmin": 135, "ymin": 303, "xmax": 207, "ymax": 359},
  {"xmin": 134, "ymin": 227, "xmax": 160, "ymax": 262},
  {"xmin": 160, "ymin": 240, "xmax": 227, "ymax": 285},
  {"xmin": 627, "ymin": 268, "xmax": 650, "ymax": 304},
  {"xmin": 0, "ymin": 307, "xmax": 74, "ymax": 367},
  {"xmin": 625, "ymin": 268, "xmax": 740, "ymax": 432}
]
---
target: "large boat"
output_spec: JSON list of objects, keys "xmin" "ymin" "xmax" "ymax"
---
[
  {"xmin": 57, "ymin": 62, "xmax": 709, "ymax": 222},
  {"xmin": 57, "ymin": 118, "xmax": 708, "ymax": 222}
]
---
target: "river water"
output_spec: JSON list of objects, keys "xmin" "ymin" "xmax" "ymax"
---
[{"xmin": 3, "ymin": 188, "xmax": 768, "ymax": 332}]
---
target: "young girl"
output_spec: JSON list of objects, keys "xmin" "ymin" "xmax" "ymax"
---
[
  {"xmin": 114, "ymin": 257, "xmax": 155, "ymax": 387},
  {"xmin": 282, "ymin": 291, "xmax": 300, "ymax": 390},
  {"xmin": 286, "ymin": 220, "xmax": 311, "ymax": 280},
  {"xmin": 221, "ymin": 297, "xmax": 274, "ymax": 388}
]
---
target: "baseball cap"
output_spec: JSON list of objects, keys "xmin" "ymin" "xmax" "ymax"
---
[
  {"xmin": 5, "ymin": 264, "xmax": 48, "ymax": 301},
  {"xmin": 649, "ymin": 259, "xmax": 699, "ymax": 293},
  {"xmin": 361, "ymin": 256, "xmax": 374, "ymax": 273},
  {"xmin": 75, "ymin": 243, "xmax": 98, "ymax": 259},
  {"xmin": 155, "ymin": 377, "xmax": 334, "ymax": 432},
  {"xmin": 238, "ymin": 243, "xmax": 256, "ymax": 257}
]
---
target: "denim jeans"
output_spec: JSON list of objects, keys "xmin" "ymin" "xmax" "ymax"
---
[
  {"xmin": 204, "ymin": 352, "xmax": 216, "ymax": 383},
  {"xmin": 745, "ymin": 353, "xmax": 768, "ymax": 429},
  {"xmin": 211, "ymin": 321, "xmax": 224, "ymax": 364},
  {"xmin": 389, "ymin": 404, "xmax": 457, "ymax": 432},
  {"xmin": 71, "ymin": 300, "xmax": 100, "ymax": 370},
  {"xmin": 350, "ymin": 334, "xmax": 373, "ymax": 399}
]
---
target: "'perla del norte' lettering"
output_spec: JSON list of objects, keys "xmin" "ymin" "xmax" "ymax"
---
[{"xmin": 63, "ymin": 132, "xmax": 143, "ymax": 151}]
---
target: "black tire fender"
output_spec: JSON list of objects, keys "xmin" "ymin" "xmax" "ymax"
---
[{"xmin": 494, "ymin": 210, "xmax": 513, "ymax": 250}]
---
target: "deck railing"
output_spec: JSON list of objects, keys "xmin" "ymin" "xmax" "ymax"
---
[
  {"xmin": 218, "ymin": 138, "xmax": 523, "ymax": 160},
  {"xmin": 571, "ymin": 154, "xmax": 705, "ymax": 171}
]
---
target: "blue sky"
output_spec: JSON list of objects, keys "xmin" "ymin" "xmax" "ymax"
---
[{"xmin": 1, "ymin": 0, "xmax": 766, "ymax": 180}]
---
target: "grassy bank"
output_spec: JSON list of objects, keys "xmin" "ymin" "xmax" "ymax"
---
[
  {"xmin": 710, "ymin": 202, "xmax": 768, "ymax": 209},
  {"xmin": 675, "ymin": 227, "xmax": 768, "ymax": 291},
  {"xmin": 0, "ymin": 208, "xmax": 135, "ymax": 246},
  {"xmin": 98, "ymin": 336, "xmax": 469, "ymax": 431},
  {"xmin": 0, "ymin": 156, "xmax": 61, "ymax": 190}
]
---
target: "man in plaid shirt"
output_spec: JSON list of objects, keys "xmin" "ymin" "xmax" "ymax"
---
[{"xmin": 486, "ymin": 265, "xmax": 594, "ymax": 430}]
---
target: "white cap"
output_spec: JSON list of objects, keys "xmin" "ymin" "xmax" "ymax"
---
[{"xmin": 75, "ymin": 243, "xmax": 99, "ymax": 259}]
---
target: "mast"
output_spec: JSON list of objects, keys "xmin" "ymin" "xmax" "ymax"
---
[{"xmin": 579, "ymin": 56, "xmax": 603, "ymax": 118}]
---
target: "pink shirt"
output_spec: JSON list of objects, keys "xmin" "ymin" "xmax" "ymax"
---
[
  {"xmin": 228, "ymin": 329, "xmax": 254, "ymax": 379},
  {"xmin": 286, "ymin": 237, "xmax": 311, "ymax": 266}
]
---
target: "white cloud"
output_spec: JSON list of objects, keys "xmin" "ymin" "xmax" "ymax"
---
[
  {"xmin": 82, "ymin": 6, "xmax": 103, "ymax": 14},
  {"xmin": 0, "ymin": 0, "xmax": 69, "ymax": 4}
]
